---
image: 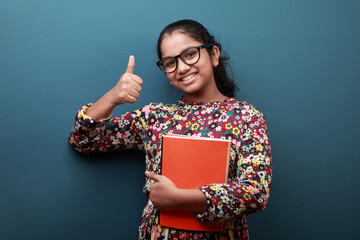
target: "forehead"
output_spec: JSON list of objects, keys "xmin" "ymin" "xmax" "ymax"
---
[{"xmin": 160, "ymin": 31, "xmax": 203, "ymax": 57}]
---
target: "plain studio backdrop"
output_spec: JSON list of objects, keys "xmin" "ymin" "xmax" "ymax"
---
[{"xmin": 1, "ymin": 0, "xmax": 359, "ymax": 239}]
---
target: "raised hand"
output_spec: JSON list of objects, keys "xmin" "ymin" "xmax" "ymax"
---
[
  {"xmin": 109, "ymin": 55, "xmax": 143, "ymax": 105},
  {"xmin": 85, "ymin": 55, "xmax": 143, "ymax": 120}
]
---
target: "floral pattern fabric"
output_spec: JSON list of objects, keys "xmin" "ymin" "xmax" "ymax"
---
[{"xmin": 68, "ymin": 97, "xmax": 272, "ymax": 240}]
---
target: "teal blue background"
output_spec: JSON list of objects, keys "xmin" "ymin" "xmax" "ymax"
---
[{"xmin": 1, "ymin": 0, "xmax": 360, "ymax": 239}]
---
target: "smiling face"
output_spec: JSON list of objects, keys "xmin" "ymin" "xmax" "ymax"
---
[{"xmin": 159, "ymin": 31, "xmax": 222, "ymax": 103}]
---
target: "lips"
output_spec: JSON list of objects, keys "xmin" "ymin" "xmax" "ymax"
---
[
  {"xmin": 180, "ymin": 73, "xmax": 196, "ymax": 85},
  {"xmin": 182, "ymin": 73, "xmax": 196, "ymax": 81}
]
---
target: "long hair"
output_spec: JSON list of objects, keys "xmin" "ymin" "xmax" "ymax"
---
[{"xmin": 157, "ymin": 19, "xmax": 238, "ymax": 98}]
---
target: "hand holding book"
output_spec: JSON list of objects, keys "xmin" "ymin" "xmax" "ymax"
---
[
  {"xmin": 145, "ymin": 171, "xmax": 178, "ymax": 210},
  {"xmin": 145, "ymin": 171, "xmax": 207, "ymax": 213}
]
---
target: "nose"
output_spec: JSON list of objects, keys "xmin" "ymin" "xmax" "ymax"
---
[{"xmin": 176, "ymin": 58, "xmax": 190, "ymax": 73}]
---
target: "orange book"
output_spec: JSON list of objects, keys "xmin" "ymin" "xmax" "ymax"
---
[{"xmin": 160, "ymin": 134, "xmax": 231, "ymax": 231}]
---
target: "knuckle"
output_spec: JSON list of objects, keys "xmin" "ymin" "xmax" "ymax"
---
[
  {"xmin": 121, "ymin": 74, "xmax": 131, "ymax": 82},
  {"xmin": 118, "ymin": 92, "xmax": 125, "ymax": 99}
]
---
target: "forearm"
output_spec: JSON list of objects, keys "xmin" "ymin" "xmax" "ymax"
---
[
  {"xmin": 86, "ymin": 89, "xmax": 119, "ymax": 120},
  {"xmin": 173, "ymin": 188, "xmax": 206, "ymax": 213}
]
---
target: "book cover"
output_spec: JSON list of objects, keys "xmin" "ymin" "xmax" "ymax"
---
[{"xmin": 159, "ymin": 134, "xmax": 231, "ymax": 231}]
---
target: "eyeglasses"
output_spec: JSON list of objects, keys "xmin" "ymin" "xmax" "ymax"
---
[{"xmin": 156, "ymin": 44, "xmax": 214, "ymax": 73}]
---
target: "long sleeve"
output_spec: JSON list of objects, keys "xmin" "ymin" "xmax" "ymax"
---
[
  {"xmin": 67, "ymin": 98, "xmax": 271, "ymax": 239},
  {"xmin": 68, "ymin": 104, "xmax": 147, "ymax": 153},
  {"xmin": 196, "ymin": 107, "xmax": 272, "ymax": 222}
]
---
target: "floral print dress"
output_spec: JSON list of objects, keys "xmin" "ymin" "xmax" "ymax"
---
[{"xmin": 68, "ymin": 97, "xmax": 272, "ymax": 240}]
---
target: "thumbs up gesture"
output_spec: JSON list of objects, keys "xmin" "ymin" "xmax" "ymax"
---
[{"xmin": 110, "ymin": 55, "xmax": 143, "ymax": 105}]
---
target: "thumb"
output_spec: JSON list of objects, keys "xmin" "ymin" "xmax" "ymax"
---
[
  {"xmin": 145, "ymin": 171, "xmax": 161, "ymax": 182},
  {"xmin": 125, "ymin": 55, "xmax": 135, "ymax": 74}
]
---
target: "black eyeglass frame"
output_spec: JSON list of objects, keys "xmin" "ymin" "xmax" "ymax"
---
[{"xmin": 156, "ymin": 43, "xmax": 215, "ymax": 73}]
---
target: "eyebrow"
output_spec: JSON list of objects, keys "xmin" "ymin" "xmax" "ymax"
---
[{"xmin": 161, "ymin": 45, "xmax": 198, "ymax": 59}]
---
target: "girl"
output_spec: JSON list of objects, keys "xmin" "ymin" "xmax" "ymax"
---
[{"xmin": 69, "ymin": 19, "xmax": 272, "ymax": 240}]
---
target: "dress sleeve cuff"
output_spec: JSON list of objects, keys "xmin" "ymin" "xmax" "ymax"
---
[
  {"xmin": 194, "ymin": 187, "xmax": 216, "ymax": 222},
  {"xmin": 76, "ymin": 104, "xmax": 112, "ymax": 126}
]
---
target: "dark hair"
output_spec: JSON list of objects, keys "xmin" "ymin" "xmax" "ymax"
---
[{"xmin": 157, "ymin": 19, "xmax": 238, "ymax": 98}]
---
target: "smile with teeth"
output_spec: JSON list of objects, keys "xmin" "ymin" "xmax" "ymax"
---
[{"xmin": 181, "ymin": 73, "xmax": 196, "ymax": 82}]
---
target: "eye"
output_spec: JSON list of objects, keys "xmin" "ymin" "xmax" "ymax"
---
[
  {"xmin": 162, "ymin": 58, "xmax": 176, "ymax": 68},
  {"xmin": 182, "ymin": 48, "xmax": 198, "ymax": 60},
  {"xmin": 161, "ymin": 57, "xmax": 176, "ymax": 68}
]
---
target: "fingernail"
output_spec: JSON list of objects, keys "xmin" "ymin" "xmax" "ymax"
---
[{"xmin": 145, "ymin": 171, "xmax": 151, "ymax": 175}]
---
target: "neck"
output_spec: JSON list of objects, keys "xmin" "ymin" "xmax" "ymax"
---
[{"xmin": 184, "ymin": 90, "xmax": 228, "ymax": 104}]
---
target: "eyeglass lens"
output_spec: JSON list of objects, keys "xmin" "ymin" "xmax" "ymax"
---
[{"xmin": 161, "ymin": 47, "xmax": 200, "ymax": 73}]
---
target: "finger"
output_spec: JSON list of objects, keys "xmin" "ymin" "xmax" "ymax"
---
[
  {"xmin": 126, "ymin": 55, "xmax": 135, "ymax": 74},
  {"xmin": 126, "ymin": 95, "xmax": 137, "ymax": 104},
  {"xmin": 125, "ymin": 82, "xmax": 141, "ymax": 97},
  {"xmin": 132, "ymin": 75, "xmax": 143, "ymax": 85},
  {"xmin": 131, "ymin": 82, "xmax": 142, "ymax": 93},
  {"xmin": 145, "ymin": 171, "xmax": 161, "ymax": 182},
  {"xmin": 128, "ymin": 88, "xmax": 140, "ymax": 100}
]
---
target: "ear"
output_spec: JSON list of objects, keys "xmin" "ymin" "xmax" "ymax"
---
[{"xmin": 211, "ymin": 45, "xmax": 221, "ymax": 68}]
